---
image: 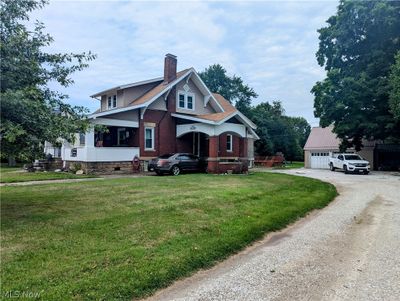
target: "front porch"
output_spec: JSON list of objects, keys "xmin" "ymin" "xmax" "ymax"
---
[
  {"xmin": 62, "ymin": 118, "xmax": 141, "ymax": 164},
  {"xmin": 176, "ymin": 123, "xmax": 250, "ymax": 174}
]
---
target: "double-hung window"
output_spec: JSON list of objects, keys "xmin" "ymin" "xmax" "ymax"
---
[
  {"xmin": 107, "ymin": 94, "xmax": 117, "ymax": 109},
  {"xmin": 187, "ymin": 94, "xmax": 194, "ymax": 110},
  {"xmin": 226, "ymin": 134, "xmax": 233, "ymax": 152},
  {"xmin": 145, "ymin": 127, "xmax": 154, "ymax": 150},
  {"xmin": 178, "ymin": 93, "xmax": 185, "ymax": 108},
  {"xmin": 177, "ymin": 91, "xmax": 195, "ymax": 110}
]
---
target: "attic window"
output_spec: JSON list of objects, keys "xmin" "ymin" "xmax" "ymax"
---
[
  {"xmin": 177, "ymin": 91, "xmax": 195, "ymax": 110},
  {"xmin": 108, "ymin": 95, "xmax": 117, "ymax": 109}
]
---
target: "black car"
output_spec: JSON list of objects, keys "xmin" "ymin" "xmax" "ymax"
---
[{"xmin": 154, "ymin": 153, "xmax": 206, "ymax": 175}]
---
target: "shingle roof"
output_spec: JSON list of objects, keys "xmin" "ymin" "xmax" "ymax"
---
[
  {"xmin": 129, "ymin": 69, "xmax": 191, "ymax": 106},
  {"xmin": 303, "ymin": 126, "xmax": 340, "ymax": 150},
  {"xmin": 195, "ymin": 93, "xmax": 237, "ymax": 122}
]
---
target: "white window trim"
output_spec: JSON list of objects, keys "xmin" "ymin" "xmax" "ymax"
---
[
  {"xmin": 176, "ymin": 90, "xmax": 195, "ymax": 111},
  {"xmin": 144, "ymin": 127, "xmax": 155, "ymax": 151},
  {"xmin": 107, "ymin": 94, "xmax": 117, "ymax": 110},
  {"xmin": 227, "ymin": 134, "xmax": 233, "ymax": 152}
]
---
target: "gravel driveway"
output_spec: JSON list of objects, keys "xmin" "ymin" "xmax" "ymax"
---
[{"xmin": 147, "ymin": 169, "xmax": 400, "ymax": 301}]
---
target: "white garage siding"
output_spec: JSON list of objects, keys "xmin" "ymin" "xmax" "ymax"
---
[{"xmin": 310, "ymin": 151, "xmax": 331, "ymax": 169}]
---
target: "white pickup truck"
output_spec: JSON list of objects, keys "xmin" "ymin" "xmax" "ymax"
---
[{"xmin": 329, "ymin": 153, "xmax": 370, "ymax": 174}]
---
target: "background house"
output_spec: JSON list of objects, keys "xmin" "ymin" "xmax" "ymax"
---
[{"xmin": 304, "ymin": 126, "xmax": 400, "ymax": 170}]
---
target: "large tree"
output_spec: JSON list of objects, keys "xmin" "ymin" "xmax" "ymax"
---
[
  {"xmin": 389, "ymin": 51, "xmax": 400, "ymax": 121},
  {"xmin": 199, "ymin": 64, "xmax": 310, "ymax": 160},
  {"xmin": 198, "ymin": 64, "xmax": 257, "ymax": 116},
  {"xmin": 312, "ymin": 0, "xmax": 400, "ymax": 151},
  {"xmin": 251, "ymin": 101, "xmax": 309, "ymax": 161},
  {"xmin": 0, "ymin": 0, "xmax": 96, "ymax": 164}
]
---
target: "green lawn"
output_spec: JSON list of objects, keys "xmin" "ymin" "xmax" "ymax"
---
[
  {"xmin": 1, "ymin": 173, "xmax": 336, "ymax": 300},
  {"xmin": 275, "ymin": 161, "xmax": 304, "ymax": 169},
  {"xmin": 0, "ymin": 166, "xmax": 95, "ymax": 183}
]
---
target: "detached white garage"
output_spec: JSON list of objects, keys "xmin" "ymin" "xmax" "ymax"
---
[
  {"xmin": 304, "ymin": 127, "xmax": 339, "ymax": 169},
  {"xmin": 304, "ymin": 126, "xmax": 376, "ymax": 169},
  {"xmin": 309, "ymin": 151, "xmax": 331, "ymax": 169}
]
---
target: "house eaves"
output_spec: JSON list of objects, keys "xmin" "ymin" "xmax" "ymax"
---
[
  {"xmin": 88, "ymin": 103, "xmax": 147, "ymax": 119},
  {"xmin": 90, "ymin": 77, "xmax": 163, "ymax": 99}
]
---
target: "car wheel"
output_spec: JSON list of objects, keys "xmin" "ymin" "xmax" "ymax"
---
[
  {"xmin": 344, "ymin": 165, "xmax": 349, "ymax": 174},
  {"xmin": 330, "ymin": 163, "xmax": 335, "ymax": 171},
  {"xmin": 364, "ymin": 170, "xmax": 369, "ymax": 175},
  {"xmin": 171, "ymin": 165, "xmax": 180, "ymax": 176}
]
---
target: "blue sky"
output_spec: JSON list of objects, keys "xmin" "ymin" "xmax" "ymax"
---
[{"xmin": 32, "ymin": 0, "xmax": 339, "ymax": 126}]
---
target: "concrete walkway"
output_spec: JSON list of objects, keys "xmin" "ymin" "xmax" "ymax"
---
[{"xmin": 146, "ymin": 169, "xmax": 400, "ymax": 301}]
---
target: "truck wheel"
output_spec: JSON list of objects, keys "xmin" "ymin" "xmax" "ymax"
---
[
  {"xmin": 344, "ymin": 165, "xmax": 349, "ymax": 174},
  {"xmin": 330, "ymin": 163, "xmax": 335, "ymax": 171}
]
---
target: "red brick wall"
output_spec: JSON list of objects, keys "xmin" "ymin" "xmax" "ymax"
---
[
  {"xmin": 218, "ymin": 134, "xmax": 241, "ymax": 157},
  {"xmin": 176, "ymin": 133, "xmax": 193, "ymax": 153},
  {"xmin": 139, "ymin": 109, "xmax": 176, "ymax": 158}
]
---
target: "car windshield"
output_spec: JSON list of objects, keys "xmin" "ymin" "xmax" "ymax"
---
[
  {"xmin": 159, "ymin": 154, "xmax": 173, "ymax": 159},
  {"xmin": 344, "ymin": 155, "xmax": 362, "ymax": 160}
]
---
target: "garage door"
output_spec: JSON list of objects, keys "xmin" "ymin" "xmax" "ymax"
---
[{"xmin": 310, "ymin": 152, "xmax": 330, "ymax": 169}]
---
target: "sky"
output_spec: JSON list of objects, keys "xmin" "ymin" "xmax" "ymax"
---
[{"xmin": 31, "ymin": 0, "xmax": 339, "ymax": 126}]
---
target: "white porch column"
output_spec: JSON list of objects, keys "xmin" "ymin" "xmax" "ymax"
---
[
  {"xmin": 86, "ymin": 128, "xmax": 95, "ymax": 148},
  {"xmin": 83, "ymin": 128, "xmax": 95, "ymax": 162}
]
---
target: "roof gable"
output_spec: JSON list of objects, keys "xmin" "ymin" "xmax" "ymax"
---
[{"xmin": 304, "ymin": 126, "xmax": 340, "ymax": 150}]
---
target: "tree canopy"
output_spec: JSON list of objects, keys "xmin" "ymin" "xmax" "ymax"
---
[
  {"xmin": 312, "ymin": 0, "xmax": 400, "ymax": 151},
  {"xmin": 199, "ymin": 65, "xmax": 310, "ymax": 161},
  {"xmin": 250, "ymin": 101, "xmax": 310, "ymax": 161},
  {"xmin": 198, "ymin": 64, "xmax": 257, "ymax": 116},
  {"xmin": 0, "ymin": 0, "xmax": 96, "ymax": 163},
  {"xmin": 389, "ymin": 51, "xmax": 400, "ymax": 121}
]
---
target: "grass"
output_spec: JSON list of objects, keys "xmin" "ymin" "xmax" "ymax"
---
[
  {"xmin": 0, "ymin": 166, "xmax": 95, "ymax": 183},
  {"xmin": 275, "ymin": 161, "xmax": 304, "ymax": 169},
  {"xmin": 1, "ymin": 172, "xmax": 337, "ymax": 300}
]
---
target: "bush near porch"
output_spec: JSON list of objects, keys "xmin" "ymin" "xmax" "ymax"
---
[{"xmin": 1, "ymin": 173, "xmax": 336, "ymax": 300}]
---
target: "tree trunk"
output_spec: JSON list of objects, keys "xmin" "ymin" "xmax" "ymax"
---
[{"xmin": 8, "ymin": 156, "xmax": 16, "ymax": 167}]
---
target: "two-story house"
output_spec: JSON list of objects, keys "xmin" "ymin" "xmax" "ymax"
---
[{"xmin": 58, "ymin": 54, "xmax": 259, "ymax": 173}]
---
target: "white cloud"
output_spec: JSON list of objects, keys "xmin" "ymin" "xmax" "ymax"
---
[{"xmin": 30, "ymin": 0, "xmax": 339, "ymax": 126}]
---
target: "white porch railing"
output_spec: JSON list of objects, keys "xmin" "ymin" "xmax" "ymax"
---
[{"xmin": 62, "ymin": 146, "xmax": 140, "ymax": 162}]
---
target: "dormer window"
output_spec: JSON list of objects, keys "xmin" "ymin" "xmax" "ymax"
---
[
  {"xmin": 177, "ymin": 91, "xmax": 195, "ymax": 110},
  {"xmin": 107, "ymin": 95, "xmax": 117, "ymax": 109}
]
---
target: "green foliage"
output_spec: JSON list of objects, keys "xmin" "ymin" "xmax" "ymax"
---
[
  {"xmin": 198, "ymin": 64, "xmax": 257, "ymax": 115},
  {"xmin": 199, "ymin": 64, "xmax": 311, "ymax": 160},
  {"xmin": 389, "ymin": 51, "xmax": 400, "ymax": 120},
  {"xmin": 312, "ymin": 0, "xmax": 400, "ymax": 151},
  {"xmin": 1, "ymin": 173, "xmax": 336, "ymax": 300},
  {"xmin": 251, "ymin": 101, "xmax": 310, "ymax": 160},
  {"xmin": 0, "ymin": 0, "xmax": 96, "ymax": 162}
]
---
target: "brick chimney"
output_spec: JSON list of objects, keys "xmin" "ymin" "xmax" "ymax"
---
[{"xmin": 164, "ymin": 53, "xmax": 177, "ymax": 84}]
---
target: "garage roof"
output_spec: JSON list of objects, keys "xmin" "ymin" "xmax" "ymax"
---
[{"xmin": 304, "ymin": 126, "xmax": 340, "ymax": 151}]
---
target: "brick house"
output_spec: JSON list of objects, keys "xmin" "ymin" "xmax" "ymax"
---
[{"xmin": 56, "ymin": 54, "xmax": 259, "ymax": 173}]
